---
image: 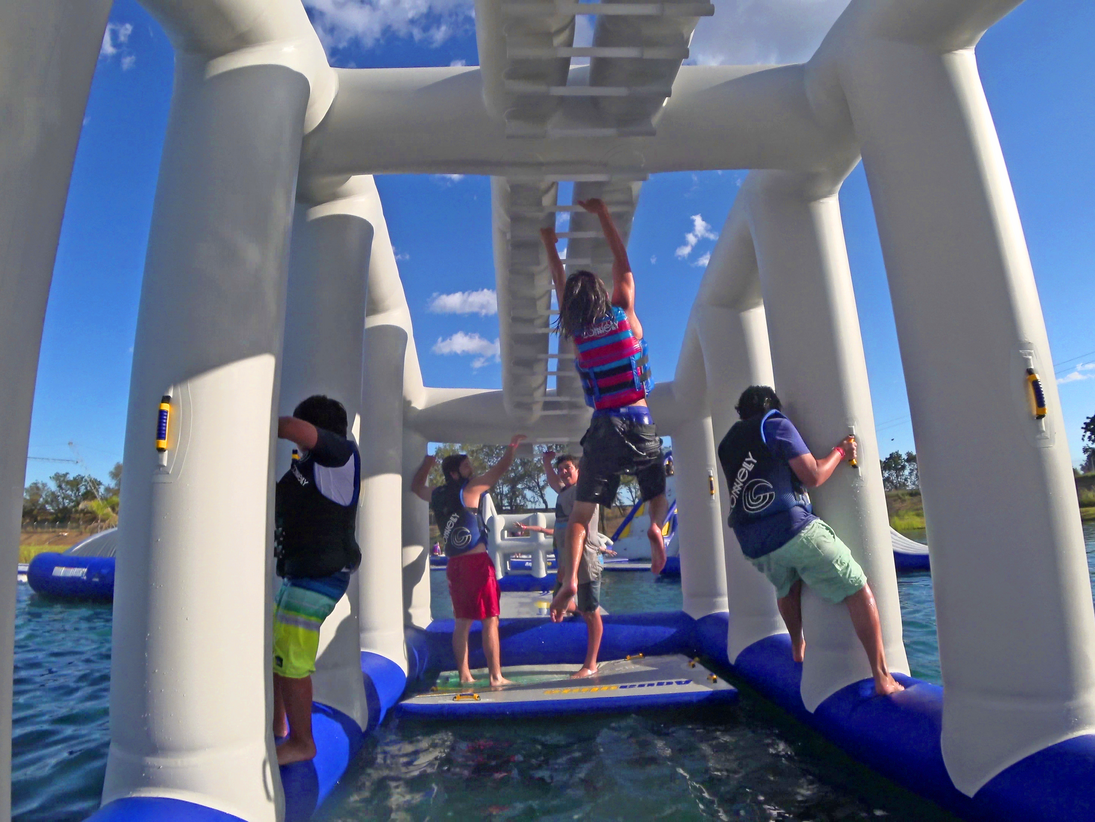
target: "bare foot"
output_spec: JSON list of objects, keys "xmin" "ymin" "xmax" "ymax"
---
[
  {"xmin": 570, "ymin": 667, "xmax": 597, "ymax": 679},
  {"xmin": 648, "ymin": 523, "xmax": 666, "ymax": 575},
  {"xmin": 276, "ymin": 737, "xmax": 317, "ymax": 766},
  {"xmin": 490, "ymin": 676, "xmax": 514, "ymax": 689},
  {"xmin": 550, "ymin": 581, "xmax": 577, "ymax": 622},
  {"xmin": 273, "ymin": 719, "xmax": 288, "ymax": 739},
  {"xmin": 875, "ymin": 675, "xmax": 905, "ymax": 696},
  {"xmin": 791, "ymin": 637, "xmax": 806, "ymax": 663}
]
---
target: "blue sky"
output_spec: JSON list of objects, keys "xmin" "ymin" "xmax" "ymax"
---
[{"xmin": 24, "ymin": 0, "xmax": 1095, "ymax": 486}]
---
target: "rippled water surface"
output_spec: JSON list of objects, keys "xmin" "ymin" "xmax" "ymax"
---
[{"xmin": 12, "ymin": 522, "xmax": 1095, "ymax": 821}]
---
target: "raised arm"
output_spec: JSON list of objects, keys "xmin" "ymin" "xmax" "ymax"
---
[
  {"xmin": 466, "ymin": 434, "xmax": 527, "ymax": 499},
  {"xmin": 541, "ymin": 449, "xmax": 565, "ymax": 493},
  {"xmin": 579, "ymin": 198, "xmax": 637, "ymax": 322},
  {"xmin": 789, "ymin": 435, "xmax": 857, "ymax": 488},
  {"xmin": 540, "ymin": 226, "xmax": 566, "ymax": 310},
  {"xmin": 278, "ymin": 416, "xmax": 318, "ymax": 451},
  {"xmin": 410, "ymin": 454, "xmax": 436, "ymax": 502}
]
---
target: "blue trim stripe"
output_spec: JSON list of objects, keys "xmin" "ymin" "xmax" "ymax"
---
[
  {"xmin": 397, "ymin": 688, "xmax": 737, "ymax": 719},
  {"xmin": 577, "ymin": 328, "xmax": 630, "ymax": 351},
  {"xmin": 87, "ymin": 797, "xmax": 246, "ymax": 822}
]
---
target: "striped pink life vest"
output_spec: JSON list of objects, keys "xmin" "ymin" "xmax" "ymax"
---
[{"xmin": 574, "ymin": 306, "xmax": 654, "ymax": 410}]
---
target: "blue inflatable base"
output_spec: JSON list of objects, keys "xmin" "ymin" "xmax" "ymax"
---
[
  {"xmin": 692, "ymin": 612, "xmax": 1095, "ymax": 822},
  {"xmin": 90, "ymin": 653, "xmax": 408, "ymax": 822},
  {"xmin": 496, "ymin": 574, "xmax": 553, "ymax": 592},
  {"xmin": 893, "ymin": 551, "xmax": 931, "ymax": 573},
  {"xmin": 27, "ymin": 553, "xmax": 114, "ymax": 601}
]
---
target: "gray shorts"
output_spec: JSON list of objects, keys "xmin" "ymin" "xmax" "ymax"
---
[
  {"xmin": 553, "ymin": 578, "xmax": 601, "ymax": 613},
  {"xmin": 576, "ymin": 580, "xmax": 601, "ymax": 613}
]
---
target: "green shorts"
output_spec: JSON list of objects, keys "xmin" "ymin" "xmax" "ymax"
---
[
  {"xmin": 272, "ymin": 572, "xmax": 349, "ymax": 679},
  {"xmin": 749, "ymin": 519, "xmax": 867, "ymax": 604}
]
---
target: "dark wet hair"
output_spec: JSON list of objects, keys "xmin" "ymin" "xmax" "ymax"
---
[
  {"xmin": 293, "ymin": 395, "xmax": 348, "ymax": 437},
  {"xmin": 441, "ymin": 454, "xmax": 469, "ymax": 483},
  {"xmin": 557, "ymin": 270, "xmax": 611, "ymax": 339},
  {"xmin": 735, "ymin": 385, "xmax": 782, "ymax": 420},
  {"xmin": 553, "ymin": 453, "xmax": 579, "ymax": 469}
]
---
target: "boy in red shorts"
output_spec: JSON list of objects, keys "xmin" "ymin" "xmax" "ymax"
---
[{"xmin": 411, "ymin": 435, "xmax": 525, "ymax": 687}]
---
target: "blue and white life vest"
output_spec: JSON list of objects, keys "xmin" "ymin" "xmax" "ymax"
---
[
  {"xmin": 430, "ymin": 479, "xmax": 487, "ymax": 557},
  {"xmin": 716, "ymin": 410, "xmax": 813, "ymax": 557}
]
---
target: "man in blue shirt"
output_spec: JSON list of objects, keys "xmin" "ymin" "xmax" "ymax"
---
[{"xmin": 717, "ymin": 386, "xmax": 903, "ymax": 696}]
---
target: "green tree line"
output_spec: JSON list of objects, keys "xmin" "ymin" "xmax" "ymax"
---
[
  {"xmin": 23, "ymin": 463, "xmax": 122, "ymax": 529},
  {"xmin": 426, "ymin": 443, "xmax": 643, "ymax": 512}
]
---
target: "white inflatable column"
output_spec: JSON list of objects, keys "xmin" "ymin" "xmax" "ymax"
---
[
  {"xmin": 0, "ymin": 5, "xmax": 111, "ymax": 818},
  {"xmin": 402, "ymin": 430, "xmax": 432, "ymax": 628},
  {"xmin": 670, "ymin": 414, "xmax": 728, "ymax": 619},
  {"xmin": 104, "ymin": 54, "xmax": 309, "ymax": 820},
  {"xmin": 695, "ymin": 302, "xmax": 785, "ymax": 660},
  {"xmin": 359, "ymin": 310, "xmax": 413, "ymax": 660},
  {"xmin": 280, "ymin": 185, "xmax": 375, "ymax": 729},
  {"xmin": 843, "ymin": 37, "xmax": 1095, "ymax": 794},
  {"xmin": 744, "ymin": 171, "xmax": 906, "ymax": 711}
]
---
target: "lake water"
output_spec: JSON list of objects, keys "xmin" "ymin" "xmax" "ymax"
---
[{"xmin": 12, "ymin": 522, "xmax": 1095, "ymax": 821}]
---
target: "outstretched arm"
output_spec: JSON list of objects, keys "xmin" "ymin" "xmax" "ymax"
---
[
  {"xmin": 789, "ymin": 436, "xmax": 857, "ymax": 488},
  {"xmin": 541, "ymin": 449, "xmax": 564, "ymax": 493},
  {"xmin": 579, "ymin": 198, "xmax": 636, "ymax": 319},
  {"xmin": 278, "ymin": 416, "xmax": 318, "ymax": 451},
  {"xmin": 466, "ymin": 435, "xmax": 527, "ymax": 499},
  {"xmin": 540, "ymin": 227, "xmax": 566, "ymax": 310},
  {"xmin": 411, "ymin": 454, "xmax": 436, "ymax": 502}
]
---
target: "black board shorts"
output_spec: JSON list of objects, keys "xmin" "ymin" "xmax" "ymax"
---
[{"xmin": 576, "ymin": 407, "xmax": 666, "ymax": 506}]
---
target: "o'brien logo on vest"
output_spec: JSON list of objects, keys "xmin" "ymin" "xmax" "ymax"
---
[{"xmin": 728, "ymin": 451, "xmax": 776, "ymax": 514}]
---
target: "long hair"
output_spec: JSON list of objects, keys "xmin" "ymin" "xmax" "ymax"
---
[{"xmin": 557, "ymin": 270, "xmax": 611, "ymax": 339}]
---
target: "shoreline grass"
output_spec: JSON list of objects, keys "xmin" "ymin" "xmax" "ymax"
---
[{"xmin": 18, "ymin": 545, "xmax": 65, "ymax": 564}]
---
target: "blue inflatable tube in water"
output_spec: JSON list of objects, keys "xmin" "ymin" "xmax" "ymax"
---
[{"xmin": 27, "ymin": 553, "xmax": 114, "ymax": 601}]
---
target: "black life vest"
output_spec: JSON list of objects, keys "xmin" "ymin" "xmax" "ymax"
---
[
  {"xmin": 275, "ymin": 440, "xmax": 361, "ymax": 578},
  {"xmin": 430, "ymin": 479, "xmax": 487, "ymax": 557}
]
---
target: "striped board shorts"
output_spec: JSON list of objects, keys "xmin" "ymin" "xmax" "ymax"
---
[{"xmin": 273, "ymin": 571, "xmax": 350, "ymax": 679}]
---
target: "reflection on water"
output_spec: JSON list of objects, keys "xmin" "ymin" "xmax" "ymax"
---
[
  {"xmin": 12, "ymin": 586, "xmax": 111, "ymax": 822},
  {"xmin": 10, "ymin": 523, "xmax": 1094, "ymax": 821}
]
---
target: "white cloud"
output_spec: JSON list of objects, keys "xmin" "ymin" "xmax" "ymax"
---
[
  {"xmin": 450, "ymin": 58, "xmax": 466, "ymax": 67},
  {"xmin": 100, "ymin": 22, "xmax": 135, "ymax": 68},
  {"xmin": 650, "ymin": 255, "xmax": 657, "ymax": 265},
  {"xmin": 432, "ymin": 174, "xmax": 465, "ymax": 185},
  {"xmin": 432, "ymin": 331, "xmax": 500, "ymax": 369},
  {"xmin": 1058, "ymin": 362, "xmax": 1095, "ymax": 385},
  {"xmin": 303, "ymin": 0, "xmax": 474, "ymax": 55},
  {"xmin": 690, "ymin": 0, "xmax": 851, "ymax": 66},
  {"xmin": 427, "ymin": 289, "xmax": 497, "ymax": 316},
  {"xmin": 393, "ymin": 247, "xmax": 409, "ymax": 261},
  {"xmin": 675, "ymin": 214, "xmax": 719, "ymax": 259},
  {"xmin": 692, "ymin": 252, "xmax": 711, "ymax": 268}
]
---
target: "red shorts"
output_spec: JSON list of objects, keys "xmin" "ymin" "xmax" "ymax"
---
[{"xmin": 446, "ymin": 551, "xmax": 500, "ymax": 620}]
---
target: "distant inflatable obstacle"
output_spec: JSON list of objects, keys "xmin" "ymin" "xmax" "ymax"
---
[
  {"xmin": 890, "ymin": 528, "xmax": 930, "ymax": 573},
  {"xmin": 27, "ymin": 529, "xmax": 116, "ymax": 602}
]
